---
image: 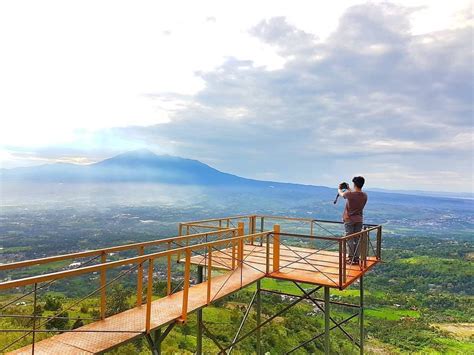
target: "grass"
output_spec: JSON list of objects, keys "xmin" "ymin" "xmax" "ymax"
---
[
  {"xmin": 0, "ymin": 246, "xmax": 32, "ymax": 254},
  {"xmin": 202, "ymin": 306, "xmax": 232, "ymax": 324},
  {"xmin": 246, "ymin": 276, "xmax": 386, "ymax": 299},
  {"xmin": 366, "ymin": 338, "xmax": 401, "ymax": 354},
  {"xmin": 8, "ymin": 260, "xmax": 71, "ymax": 279},
  {"xmin": 399, "ymin": 256, "xmax": 473, "ymax": 268},
  {"xmin": 429, "ymin": 337, "xmax": 474, "ymax": 354},
  {"xmin": 399, "ymin": 256, "xmax": 443, "ymax": 265},
  {"xmin": 366, "ymin": 307, "xmax": 420, "ymax": 321},
  {"xmin": 331, "ymin": 288, "xmax": 381, "ymax": 297},
  {"xmin": 433, "ymin": 323, "xmax": 474, "ymax": 339},
  {"xmin": 246, "ymin": 278, "xmax": 306, "ymax": 294}
]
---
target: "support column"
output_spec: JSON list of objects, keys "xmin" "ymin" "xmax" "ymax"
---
[
  {"xmin": 153, "ymin": 328, "xmax": 161, "ymax": 355},
  {"xmin": 256, "ymin": 280, "xmax": 262, "ymax": 355},
  {"xmin": 360, "ymin": 276, "xmax": 364, "ymax": 355},
  {"xmin": 146, "ymin": 323, "xmax": 175, "ymax": 355},
  {"xmin": 324, "ymin": 286, "xmax": 330, "ymax": 355},
  {"xmin": 197, "ymin": 265, "xmax": 204, "ymax": 355}
]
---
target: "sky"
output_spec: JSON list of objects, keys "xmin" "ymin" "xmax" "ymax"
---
[{"xmin": 0, "ymin": 0, "xmax": 473, "ymax": 192}]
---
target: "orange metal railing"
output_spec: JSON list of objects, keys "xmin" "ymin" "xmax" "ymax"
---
[
  {"xmin": 0, "ymin": 228, "xmax": 238, "ymax": 318},
  {"xmin": 0, "ymin": 216, "xmax": 382, "ymax": 353},
  {"xmin": 0, "ymin": 230, "xmax": 270, "ymax": 332}
]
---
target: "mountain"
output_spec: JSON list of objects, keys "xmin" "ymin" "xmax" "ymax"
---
[
  {"xmin": 2, "ymin": 150, "xmax": 472, "ymax": 233},
  {"xmin": 1, "ymin": 150, "xmax": 472, "ymax": 209},
  {"xmin": 0, "ymin": 150, "xmax": 254, "ymax": 185},
  {"xmin": 367, "ymin": 188, "xmax": 473, "ymax": 200}
]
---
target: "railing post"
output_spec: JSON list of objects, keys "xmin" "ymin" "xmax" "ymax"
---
[
  {"xmin": 365, "ymin": 230, "xmax": 369, "ymax": 267},
  {"xmin": 32, "ymin": 282, "xmax": 38, "ymax": 354},
  {"xmin": 100, "ymin": 251, "xmax": 107, "ymax": 320},
  {"xmin": 366, "ymin": 230, "xmax": 370, "ymax": 267},
  {"xmin": 146, "ymin": 259, "xmax": 154, "ymax": 333},
  {"xmin": 310, "ymin": 220, "xmax": 314, "ymax": 236},
  {"xmin": 273, "ymin": 224, "xmax": 280, "ymax": 272},
  {"xmin": 167, "ymin": 242, "xmax": 172, "ymax": 296},
  {"xmin": 249, "ymin": 215, "xmax": 256, "ymax": 244},
  {"xmin": 181, "ymin": 248, "xmax": 191, "ymax": 322},
  {"xmin": 177, "ymin": 224, "xmax": 183, "ymax": 261},
  {"xmin": 137, "ymin": 246, "xmax": 144, "ymax": 307},
  {"xmin": 207, "ymin": 245, "xmax": 212, "ymax": 305},
  {"xmin": 376, "ymin": 226, "xmax": 382, "ymax": 260},
  {"xmin": 237, "ymin": 222, "xmax": 244, "ymax": 267},
  {"xmin": 249, "ymin": 216, "xmax": 253, "ymax": 244},
  {"xmin": 338, "ymin": 240, "xmax": 343, "ymax": 289},
  {"xmin": 342, "ymin": 240, "xmax": 347, "ymax": 284},
  {"xmin": 231, "ymin": 230, "xmax": 236, "ymax": 270},
  {"xmin": 265, "ymin": 233, "xmax": 270, "ymax": 275},
  {"xmin": 360, "ymin": 231, "xmax": 368, "ymax": 268}
]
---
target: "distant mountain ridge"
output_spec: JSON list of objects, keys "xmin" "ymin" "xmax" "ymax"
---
[
  {"xmin": 367, "ymin": 188, "xmax": 473, "ymax": 200},
  {"xmin": 1, "ymin": 150, "xmax": 470, "ymax": 202},
  {"xmin": 0, "ymin": 150, "xmax": 257, "ymax": 186},
  {"xmin": 2, "ymin": 149, "xmax": 320, "ymax": 190}
]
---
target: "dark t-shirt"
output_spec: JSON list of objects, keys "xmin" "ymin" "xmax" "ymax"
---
[{"xmin": 342, "ymin": 191, "xmax": 368, "ymax": 223}]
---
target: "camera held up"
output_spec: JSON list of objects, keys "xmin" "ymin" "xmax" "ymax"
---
[{"xmin": 333, "ymin": 182, "xmax": 349, "ymax": 204}]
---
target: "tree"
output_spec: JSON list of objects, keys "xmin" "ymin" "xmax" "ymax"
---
[
  {"xmin": 45, "ymin": 311, "xmax": 69, "ymax": 331},
  {"xmin": 182, "ymin": 323, "xmax": 191, "ymax": 340},
  {"xmin": 108, "ymin": 343, "xmax": 140, "ymax": 355},
  {"xmin": 89, "ymin": 309, "xmax": 100, "ymax": 319},
  {"xmin": 44, "ymin": 295, "xmax": 62, "ymax": 311},
  {"xmin": 105, "ymin": 284, "xmax": 132, "ymax": 317}
]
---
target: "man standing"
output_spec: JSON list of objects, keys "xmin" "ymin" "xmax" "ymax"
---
[{"xmin": 338, "ymin": 176, "xmax": 367, "ymax": 264}]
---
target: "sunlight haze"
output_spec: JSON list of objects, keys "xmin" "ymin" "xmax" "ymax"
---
[{"xmin": 0, "ymin": 0, "xmax": 472, "ymax": 192}]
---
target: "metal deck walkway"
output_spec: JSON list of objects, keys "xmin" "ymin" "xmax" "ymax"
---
[
  {"xmin": 188, "ymin": 244, "xmax": 378, "ymax": 289},
  {"xmin": 1, "ymin": 215, "xmax": 383, "ymax": 354},
  {"xmin": 9, "ymin": 266, "xmax": 264, "ymax": 354}
]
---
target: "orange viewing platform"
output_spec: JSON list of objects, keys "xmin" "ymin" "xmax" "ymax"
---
[
  {"xmin": 1, "ymin": 215, "xmax": 382, "ymax": 354},
  {"xmin": 9, "ymin": 266, "xmax": 264, "ymax": 354}
]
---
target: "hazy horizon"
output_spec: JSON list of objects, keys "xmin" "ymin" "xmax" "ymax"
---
[
  {"xmin": 2, "ymin": 149, "xmax": 473, "ymax": 197},
  {"xmin": 0, "ymin": 1, "xmax": 472, "ymax": 193}
]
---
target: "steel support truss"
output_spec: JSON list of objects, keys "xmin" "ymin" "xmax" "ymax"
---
[
  {"xmin": 145, "ymin": 322, "xmax": 176, "ymax": 355},
  {"xmin": 195, "ymin": 277, "xmax": 365, "ymax": 355}
]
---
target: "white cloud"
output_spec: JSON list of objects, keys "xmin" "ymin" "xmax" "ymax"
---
[{"xmin": 0, "ymin": 1, "xmax": 472, "ymax": 192}]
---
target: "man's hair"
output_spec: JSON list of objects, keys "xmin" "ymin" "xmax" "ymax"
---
[{"xmin": 352, "ymin": 176, "xmax": 365, "ymax": 189}]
